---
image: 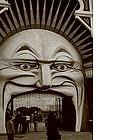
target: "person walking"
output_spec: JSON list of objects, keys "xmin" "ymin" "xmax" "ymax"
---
[
  {"xmin": 46, "ymin": 111, "xmax": 61, "ymax": 140},
  {"xmin": 7, "ymin": 116, "xmax": 15, "ymax": 140}
]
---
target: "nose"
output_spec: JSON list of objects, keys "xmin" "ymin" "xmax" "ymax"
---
[{"xmin": 36, "ymin": 64, "xmax": 52, "ymax": 89}]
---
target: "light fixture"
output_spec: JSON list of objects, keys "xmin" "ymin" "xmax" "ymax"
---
[{"xmin": 74, "ymin": 0, "xmax": 93, "ymax": 36}]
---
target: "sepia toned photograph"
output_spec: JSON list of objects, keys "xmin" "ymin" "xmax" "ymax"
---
[{"xmin": 0, "ymin": 0, "xmax": 93, "ymax": 139}]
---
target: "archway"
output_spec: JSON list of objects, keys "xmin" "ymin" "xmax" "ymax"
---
[{"xmin": 5, "ymin": 92, "xmax": 77, "ymax": 132}]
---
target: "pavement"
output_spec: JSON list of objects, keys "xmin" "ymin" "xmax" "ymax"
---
[{"xmin": 14, "ymin": 123, "xmax": 93, "ymax": 140}]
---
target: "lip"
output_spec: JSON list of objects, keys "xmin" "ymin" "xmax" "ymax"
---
[{"xmin": 3, "ymin": 82, "xmax": 84, "ymax": 133}]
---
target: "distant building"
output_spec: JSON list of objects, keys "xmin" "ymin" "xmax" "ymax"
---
[{"xmin": 13, "ymin": 93, "xmax": 62, "ymax": 112}]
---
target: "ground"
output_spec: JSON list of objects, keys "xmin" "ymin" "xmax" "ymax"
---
[{"xmin": 14, "ymin": 123, "xmax": 93, "ymax": 140}]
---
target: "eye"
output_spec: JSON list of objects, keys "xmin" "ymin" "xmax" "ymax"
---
[
  {"xmin": 56, "ymin": 64, "xmax": 68, "ymax": 71},
  {"xmin": 20, "ymin": 63, "xmax": 31, "ymax": 70},
  {"xmin": 14, "ymin": 63, "xmax": 39, "ymax": 71},
  {"xmin": 51, "ymin": 62, "xmax": 73, "ymax": 72}
]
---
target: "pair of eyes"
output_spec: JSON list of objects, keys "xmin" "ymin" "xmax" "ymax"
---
[{"xmin": 13, "ymin": 62, "xmax": 74, "ymax": 72}]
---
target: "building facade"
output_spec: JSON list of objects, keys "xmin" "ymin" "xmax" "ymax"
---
[{"xmin": 13, "ymin": 93, "xmax": 62, "ymax": 111}]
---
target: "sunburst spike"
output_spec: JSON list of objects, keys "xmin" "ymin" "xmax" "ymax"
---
[
  {"xmin": 50, "ymin": 0, "xmax": 62, "ymax": 31},
  {"xmin": 30, "ymin": 0, "xmax": 35, "ymax": 28},
  {"xmin": 77, "ymin": 42, "xmax": 92, "ymax": 51},
  {"xmin": 80, "ymin": 48, "xmax": 92, "ymax": 55},
  {"xmin": 41, "ymin": 0, "xmax": 46, "ymax": 28},
  {"xmin": 82, "ymin": 54, "xmax": 92, "ymax": 59},
  {"xmin": 55, "ymin": 0, "xmax": 71, "ymax": 33},
  {"xmin": 72, "ymin": 29, "xmax": 87, "ymax": 43},
  {"xmin": 46, "ymin": 0, "xmax": 54, "ymax": 29},
  {"xmin": 22, "ymin": 0, "xmax": 30, "ymax": 28},
  {"xmin": 83, "ymin": 62, "xmax": 93, "ymax": 68},
  {"xmin": 14, "ymin": 0, "xmax": 25, "ymax": 30},
  {"xmin": 36, "ymin": 0, "xmax": 40, "ymax": 28},
  {"xmin": 74, "ymin": 35, "xmax": 91, "ymax": 47},
  {"xmin": 63, "ymin": 20, "xmax": 76, "ymax": 37},
  {"xmin": 4, "ymin": 12, "xmax": 16, "ymax": 34},
  {"xmin": 60, "ymin": 4, "xmax": 78, "ymax": 35},
  {"xmin": 0, "ymin": 28, "xmax": 7, "ymax": 39},
  {"xmin": 9, "ymin": 7, "xmax": 20, "ymax": 31},
  {"xmin": 0, "ymin": 17, "xmax": 11, "ymax": 36},
  {"xmin": 67, "ymin": 24, "xmax": 81, "ymax": 41}
]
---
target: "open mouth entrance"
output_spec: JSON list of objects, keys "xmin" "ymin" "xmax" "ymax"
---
[{"xmin": 5, "ymin": 92, "xmax": 76, "ymax": 132}]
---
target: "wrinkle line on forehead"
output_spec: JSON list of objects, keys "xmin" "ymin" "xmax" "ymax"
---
[{"xmin": 12, "ymin": 43, "xmax": 42, "ymax": 59}]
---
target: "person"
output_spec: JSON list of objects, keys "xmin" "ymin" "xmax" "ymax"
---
[
  {"xmin": 46, "ymin": 111, "xmax": 61, "ymax": 140},
  {"xmin": 21, "ymin": 114, "xmax": 26, "ymax": 134},
  {"xmin": 14, "ymin": 111, "xmax": 21, "ymax": 134},
  {"xmin": 44, "ymin": 118, "xmax": 47, "ymax": 128},
  {"xmin": 33, "ymin": 113, "xmax": 39, "ymax": 132},
  {"xmin": 7, "ymin": 116, "xmax": 15, "ymax": 140},
  {"xmin": 39, "ymin": 114, "xmax": 43, "ymax": 122},
  {"xmin": 6, "ymin": 109, "xmax": 11, "ymax": 123},
  {"xmin": 26, "ymin": 115, "xmax": 30, "ymax": 132}
]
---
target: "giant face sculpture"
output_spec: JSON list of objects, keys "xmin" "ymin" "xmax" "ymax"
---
[{"xmin": 0, "ymin": 29, "xmax": 85, "ymax": 133}]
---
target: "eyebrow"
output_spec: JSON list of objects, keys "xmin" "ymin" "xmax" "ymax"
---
[
  {"xmin": 53, "ymin": 47, "xmax": 73, "ymax": 57},
  {"xmin": 14, "ymin": 43, "xmax": 41, "ymax": 58},
  {"xmin": 16, "ymin": 45, "xmax": 34, "ymax": 53}
]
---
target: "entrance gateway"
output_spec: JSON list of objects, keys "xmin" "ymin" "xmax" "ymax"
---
[
  {"xmin": 0, "ymin": 0, "xmax": 93, "ymax": 137},
  {"xmin": 7, "ymin": 93, "xmax": 76, "ymax": 131}
]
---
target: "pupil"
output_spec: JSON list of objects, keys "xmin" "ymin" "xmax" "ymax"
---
[
  {"xmin": 23, "ymin": 64, "xmax": 28, "ymax": 69},
  {"xmin": 60, "ymin": 65, "xmax": 64, "ymax": 70}
]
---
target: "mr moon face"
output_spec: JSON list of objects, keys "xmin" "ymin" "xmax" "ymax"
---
[{"xmin": 0, "ymin": 29, "xmax": 85, "ymax": 133}]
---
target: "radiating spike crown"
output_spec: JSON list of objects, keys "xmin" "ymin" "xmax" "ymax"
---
[{"xmin": 0, "ymin": 0, "xmax": 92, "ymax": 69}]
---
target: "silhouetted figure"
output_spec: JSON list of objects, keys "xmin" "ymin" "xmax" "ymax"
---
[
  {"xmin": 21, "ymin": 114, "xmax": 26, "ymax": 134},
  {"xmin": 14, "ymin": 111, "xmax": 21, "ymax": 134},
  {"xmin": 26, "ymin": 115, "xmax": 30, "ymax": 132},
  {"xmin": 7, "ymin": 116, "xmax": 15, "ymax": 140},
  {"xmin": 6, "ymin": 109, "xmax": 11, "ymax": 123},
  {"xmin": 46, "ymin": 110, "xmax": 61, "ymax": 140},
  {"xmin": 39, "ymin": 114, "xmax": 43, "ymax": 122},
  {"xmin": 33, "ymin": 113, "xmax": 39, "ymax": 132},
  {"xmin": 44, "ymin": 118, "xmax": 47, "ymax": 128}
]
